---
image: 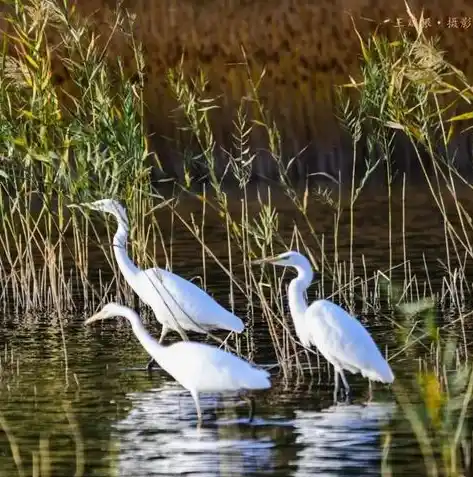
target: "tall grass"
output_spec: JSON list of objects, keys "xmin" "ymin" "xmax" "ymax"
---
[
  {"xmin": 0, "ymin": 0, "xmax": 156, "ymax": 311},
  {"xmin": 161, "ymin": 7, "xmax": 473, "ymax": 375},
  {"xmin": 0, "ymin": 0, "xmax": 472, "ymax": 372},
  {"xmin": 1, "ymin": 0, "xmax": 473, "ymax": 473},
  {"xmin": 0, "ymin": 0, "xmax": 468, "ymax": 366},
  {"xmin": 163, "ymin": 6, "xmax": 473, "ymax": 472},
  {"xmin": 379, "ymin": 295, "xmax": 473, "ymax": 476}
]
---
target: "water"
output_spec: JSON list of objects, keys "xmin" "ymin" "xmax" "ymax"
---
[
  {"xmin": 1, "ymin": 185, "xmax": 472, "ymax": 476},
  {"xmin": 0, "ymin": 321, "xmax": 410, "ymax": 477}
]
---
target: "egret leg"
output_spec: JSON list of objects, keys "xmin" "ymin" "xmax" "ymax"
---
[
  {"xmin": 158, "ymin": 325, "xmax": 169, "ymax": 344},
  {"xmin": 333, "ymin": 371, "xmax": 340, "ymax": 403},
  {"xmin": 176, "ymin": 326, "xmax": 189, "ymax": 341},
  {"xmin": 239, "ymin": 394, "xmax": 256, "ymax": 422},
  {"xmin": 191, "ymin": 390, "xmax": 203, "ymax": 427},
  {"xmin": 368, "ymin": 380, "xmax": 373, "ymax": 402},
  {"xmin": 146, "ymin": 357, "xmax": 156, "ymax": 372},
  {"xmin": 339, "ymin": 370, "xmax": 351, "ymax": 403},
  {"xmin": 146, "ymin": 326, "xmax": 170, "ymax": 371}
]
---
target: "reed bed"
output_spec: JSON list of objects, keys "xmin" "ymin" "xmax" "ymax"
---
[{"xmin": 0, "ymin": 0, "xmax": 470, "ymax": 361}]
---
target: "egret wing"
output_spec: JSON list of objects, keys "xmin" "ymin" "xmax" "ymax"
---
[
  {"xmin": 163, "ymin": 341, "xmax": 270, "ymax": 392},
  {"xmin": 138, "ymin": 266, "xmax": 244, "ymax": 332},
  {"xmin": 306, "ymin": 299, "xmax": 393, "ymax": 382}
]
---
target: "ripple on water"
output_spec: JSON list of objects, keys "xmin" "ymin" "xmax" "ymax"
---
[
  {"xmin": 113, "ymin": 384, "xmax": 291, "ymax": 476},
  {"xmin": 293, "ymin": 402, "xmax": 397, "ymax": 477},
  {"xmin": 112, "ymin": 382, "xmax": 398, "ymax": 477}
]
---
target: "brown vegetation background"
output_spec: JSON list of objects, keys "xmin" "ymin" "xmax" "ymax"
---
[{"xmin": 16, "ymin": 1, "xmax": 473, "ymax": 181}]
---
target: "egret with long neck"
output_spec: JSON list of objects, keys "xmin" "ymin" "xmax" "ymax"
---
[
  {"xmin": 85, "ymin": 303, "xmax": 271, "ymax": 425},
  {"xmin": 253, "ymin": 251, "xmax": 394, "ymax": 401},
  {"xmin": 71, "ymin": 199, "xmax": 245, "ymax": 370}
]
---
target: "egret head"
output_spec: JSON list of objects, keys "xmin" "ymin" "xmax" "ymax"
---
[
  {"xmin": 75, "ymin": 199, "xmax": 129, "ymax": 228},
  {"xmin": 253, "ymin": 250, "xmax": 316, "ymax": 273},
  {"xmin": 84, "ymin": 303, "xmax": 128, "ymax": 326}
]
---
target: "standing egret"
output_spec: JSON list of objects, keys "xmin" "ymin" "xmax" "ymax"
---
[
  {"xmin": 73, "ymin": 199, "xmax": 244, "ymax": 370},
  {"xmin": 253, "ymin": 251, "xmax": 394, "ymax": 401},
  {"xmin": 85, "ymin": 303, "xmax": 271, "ymax": 424}
]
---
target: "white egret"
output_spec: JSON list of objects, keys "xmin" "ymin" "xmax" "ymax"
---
[
  {"xmin": 74, "ymin": 199, "xmax": 245, "ymax": 370},
  {"xmin": 85, "ymin": 303, "xmax": 271, "ymax": 424},
  {"xmin": 253, "ymin": 251, "xmax": 394, "ymax": 401}
]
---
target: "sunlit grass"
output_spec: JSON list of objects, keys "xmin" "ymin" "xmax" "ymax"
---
[
  {"xmin": 0, "ymin": 0, "xmax": 471, "ymax": 375},
  {"xmin": 0, "ymin": 1, "xmax": 473, "ymax": 473}
]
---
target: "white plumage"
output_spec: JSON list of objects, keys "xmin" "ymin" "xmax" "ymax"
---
[
  {"xmin": 253, "ymin": 251, "xmax": 394, "ymax": 400},
  {"xmin": 303, "ymin": 299, "xmax": 394, "ymax": 383},
  {"xmin": 85, "ymin": 303, "xmax": 271, "ymax": 424},
  {"xmin": 75, "ymin": 199, "xmax": 244, "ymax": 369}
]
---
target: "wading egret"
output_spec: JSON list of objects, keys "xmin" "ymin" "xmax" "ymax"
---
[
  {"xmin": 85, "ymin": 303, "xmax": 271, "ymax": 424},
  {"xmin": 253, "ymin": 251, "xmax": 394, "ymax": 401},
  {"xmin": 73, "ymin": 199, "xmax": 245, "ymax": 370}
]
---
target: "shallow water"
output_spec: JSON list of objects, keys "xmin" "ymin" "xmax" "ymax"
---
[
  {"xmin": 0, "ymin": 305, "xmax": 456, "ymax": 476},
  {"xmin": 1, "ymin": 185, "xmax": 473, "ymax": 476},
  {"xmin": 0, "ymin": 320, "xmax": 417, "ymax": 477}
]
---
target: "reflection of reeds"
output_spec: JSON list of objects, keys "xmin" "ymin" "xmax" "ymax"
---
[
  {"xmin": 0, "ymin": 342, "xmax": 20, "ymax": 380},
  {"xmin": 0, "ymin": 402, "xmax": 87, "ymax": 477},
  {"xmin": 0, "ymin": 413, "xmax": 25, "ymax": 477}
]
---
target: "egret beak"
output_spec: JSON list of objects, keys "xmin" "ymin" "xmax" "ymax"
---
[
  {"xmin": 251, "ymin": 256, "xmax": 278, "ymax": 266},
  {"xmin": 84, "ymin": 310, "xmax": 107, "ymax": 326}
]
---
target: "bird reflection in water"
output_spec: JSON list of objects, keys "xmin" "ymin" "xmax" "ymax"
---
[
  {"xmin": 113, "ymin": 384, "xmax": 395, "ymax": 477},
  {"xmin": 113, "ymin": 384, "xmax": 291, "ymax": 476},
  {"xmin": 293, "ymin": 402, "xmax": 396, "ymax": 477}
]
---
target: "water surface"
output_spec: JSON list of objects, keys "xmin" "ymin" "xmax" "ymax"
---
[
  {"xmin": 1, "ymin": 185, "xmax": 472, "ymax": 476},
  {"xmin": 0, "ymin": 320, "xmax": 416, "ymax": 477}
]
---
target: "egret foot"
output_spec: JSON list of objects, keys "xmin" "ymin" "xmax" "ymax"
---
[
  {"xmin": 343, "ymin": 389, "xmax": 353, "ymax": 405},
  {"xmin": 333, "ymin": 383, "xmax": 351, "ymax": 404},
  {"xmin": 333, "ymin": 388, "xmax": 340, "ymax": 404},
  {"xmin": 239, "ymin": 394, "xmax": 255, "ymax": 422},
  {"xmin": 146, "ymin": 357, "xmax": 157, "ymax": 371}
]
